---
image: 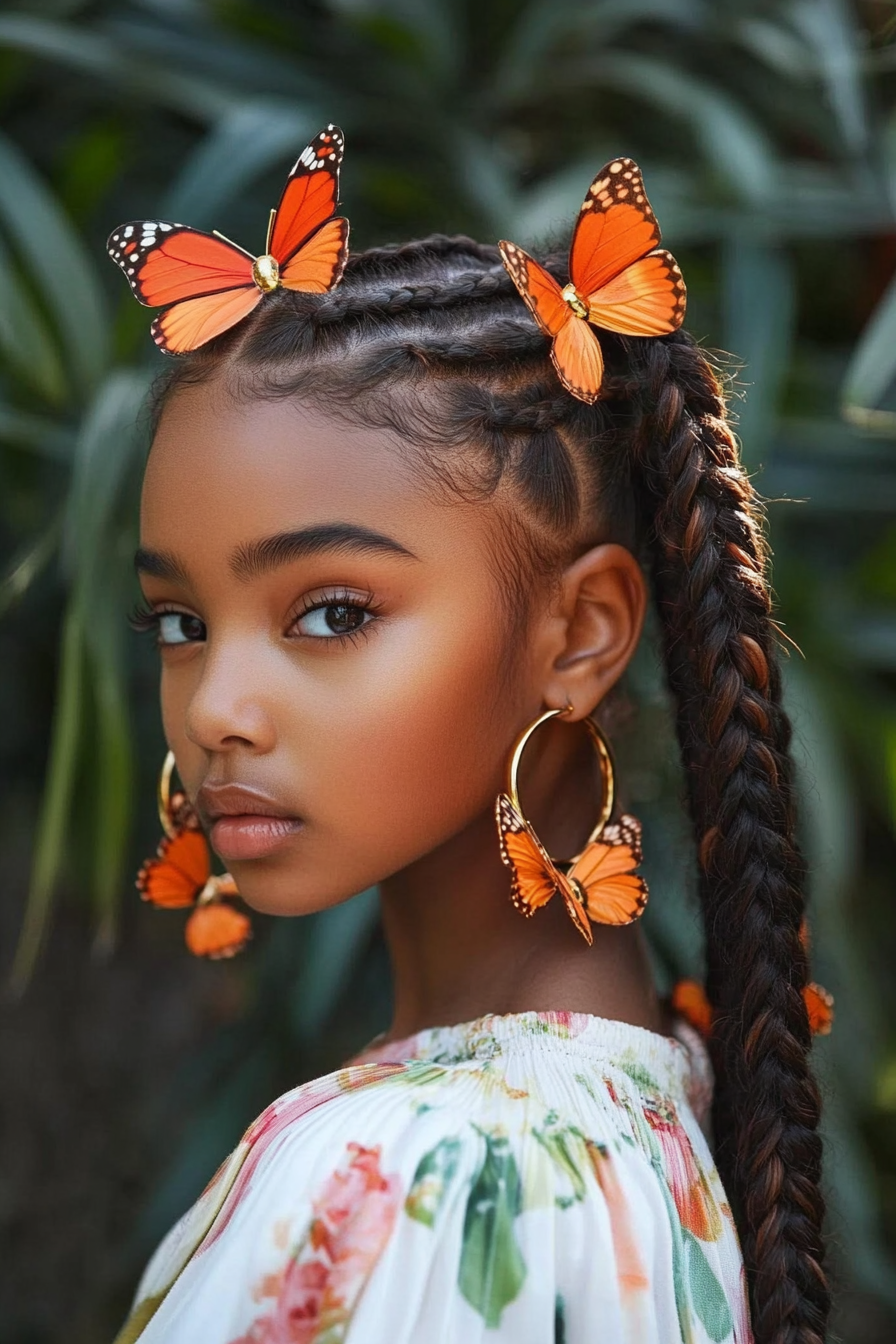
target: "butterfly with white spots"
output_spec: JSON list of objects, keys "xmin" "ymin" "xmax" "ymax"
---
[{"xmin": 107, "ymin": 125, "xmax": 349, "ymax": 354}]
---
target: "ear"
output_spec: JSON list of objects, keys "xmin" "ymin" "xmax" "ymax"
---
[{"xmin": 540, "ymin": 544, "xmax": 647, "ymax": 717}]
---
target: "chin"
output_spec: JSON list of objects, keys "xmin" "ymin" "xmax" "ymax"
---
[{"xmin": 230, "ymin": 866, "xmax": 370, "ymax": 918}]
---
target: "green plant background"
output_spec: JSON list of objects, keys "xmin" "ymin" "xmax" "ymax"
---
[{"xmin": 2, "ymin": 1, "xmax": 896, "ymax": 1340}]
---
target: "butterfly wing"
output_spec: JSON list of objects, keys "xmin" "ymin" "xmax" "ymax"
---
[
  {"xmin": 568, "ymin": 814, "xmax": 648, "ymax": 926},
  {"xmin": 151, "ymin": 287, "xmax": 263, "ymax": 356},
  {"xmin": 279, "ymin": 216, "xmax": 350, "ymax": 293},
  {"xmin": 185, "ymin": 903, "xmax": 252, "ymax": 959},
  {"xmin": 496, "ymin": 793, "xmax": 557, "ymax": 913},
  {"xmin": 500, "ymin": 239, "xmax": 605, "ymax": 403},
  {"xmin": 108, "ymin": 222, "xmax": 260, "ymax": 355},
  {"xmin": 137, "ymin": 828, "xmax": 210, "ymax": 909},
  {"xmin": 496, "ymin": 793, "xmax": 593, "ymax": 944},
  {"xmin": 586, "ymin": 250, "xmax": 686, "ymax": 337},
  {"xmin": 804, "ymin": 982, "xmax": 834, "ymax": 1036},
  {"xmin": 570, "ymin": 159, "xmax": 662, "ymax": 298},
  {"xmin": 107, "ymin": 223, "xmax": 254, "ymax": 308},
  {"xmin": 551, "ymin": 313, "xmax": 605, "ymax": 404},
  {"xmin": 270, "ymin": 124, "xmax": 345, "ymax": 267},
  {"xmin": 570, "ymin": 158, "xmax": 686, "ymax": 339},
  {"xmin": 499, "ymin": 240, "xmax": 569, "ymax": 338},
  {"xmin": 671, "ymin": 979, "xmax": 714, "ymax": 1039}
]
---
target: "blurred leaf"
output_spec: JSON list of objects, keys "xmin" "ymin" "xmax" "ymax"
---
[
  {"xmin": 762, "ymin": 459, "xmax": 896, "ymax": 512},
  {"xmin": 291, "ymin": 888, "xmax": 380, "ymax": 1040},
  {"xmin": 579, "ymin": 54, "xmax": 777, "ymax": 202},
  {"xmin": 786, "ymin": 664, "xmax": 876, "ymax": 1084},
  {"xmin": 721, "ymin": 237, "xmax": 795, "ymax": 468},
  {"xmin": 0, "ymin": 403, "xmax": 75, "ymax": 459},
  {"xmin": 817, "ymin": 1065, "xmax": 896, "ymax": 1310},
  {"xmin": 788, "ymin": 0, "xmax": 869, "ymax": 153},
  {"xmin": 133, "ymin": 1046, "xmax": 273, "ymax": 1255},
  {"xmin": 0, "ymin": 233, "xmax": 68, "ymax": 404},
  {"xmin": 0, "ymin": 515, "xmax": 61, "ymax": 618},
  {"xmin": 450, "ymin": 128, "xmax": 519, "ymax": 232},
  {"xmin": 87, "ymin": 587, "xmax": 133, "ymax": 952},
  {"xmin": 513, "ymin": 155, "xmax": 623, "ymax": 243},
  {"xmin": 331, "ymin": 0, "xmax": 461, "ymax": 84},
  {"xmin": 0, "ymin": 130, "xmax": 109, "ymax": 393},
  {"xmin": 842, "ymin": 267, "xmax": 896, "ymax": 424},
  {"xmin": 0, "ymin": 13, "xmax": 233, "ymax": 119},
  {"xmin": 162, "ymin": 101, "xmax": 321, "ymax": 225},
  {"xmin": 736, "ymin": 16, "xmax": 813, "ymax": 78},
  {"xmin": 8, "ymin": 604, "xmax": 84, "ymax": 993},
  {"xmin": 493, "ymin": 0, "xmax": 702, "ymax": 101},
  {"xmin": 62, "ymin": 368, "xmax": 153, "ymax": 583}
]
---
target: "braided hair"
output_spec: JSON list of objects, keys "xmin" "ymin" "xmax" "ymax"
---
[{"xmin": 154, "ymin": 234, "xmax": 829, "ymax": 1344}]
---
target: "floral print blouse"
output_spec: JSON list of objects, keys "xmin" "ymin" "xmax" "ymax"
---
[{"xmin": 113, "ymin": 1011, "xmax": 752, "ymax": 1344}]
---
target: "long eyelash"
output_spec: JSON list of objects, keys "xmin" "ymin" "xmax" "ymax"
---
[
  {"xmin": 129, "ymin": 601, "xmax": 161, "ymax": 634},
  {"xmin": 334, "ymin": 625, "xmax": 373, "ymax": 649},
  {"xmin": 293, "ymin": 587, "xmax": 381, "ymax": 618},
  {"xmin": 291, "ymin": 588, "xmax": 382, "ymax": 647}
]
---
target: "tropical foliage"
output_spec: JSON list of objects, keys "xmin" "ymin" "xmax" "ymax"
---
[{"xmin": 2, "ymin": 1, "xmax": 896, "ymax": 1339}]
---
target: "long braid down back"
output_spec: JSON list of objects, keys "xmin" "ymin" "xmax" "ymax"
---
[{"xmin": 156, "ymin": 235, "xmax": 830, "ymax": 1344}]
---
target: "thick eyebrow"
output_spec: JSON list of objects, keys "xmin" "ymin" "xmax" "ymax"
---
[
  {"xmin": 230, "ymin": 522, "xmax": 418, "ymax": 580},
  {"xmin": 134, "ymin": 546, "xmax": 189, "ymax": 584}
]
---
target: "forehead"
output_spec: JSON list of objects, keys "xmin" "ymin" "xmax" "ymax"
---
[{"xmin": 141, "ymin": 379, "xmax": 475, "ymax": 558}]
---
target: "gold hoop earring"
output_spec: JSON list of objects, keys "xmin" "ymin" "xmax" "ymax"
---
[
  {"xmin": 495, "ymin": 706, "xmax": 648, "ymax": 944},
  {"xmin": 506, "ymin": 706, "xmax": 615, "ymax": 858},
  {"xmin": 157, "ymin": 748, "xmax": 195, "ymax": 837},
  {"xmin": 136, "ymin": 751, "xmax": 252, "ymax": 959}
]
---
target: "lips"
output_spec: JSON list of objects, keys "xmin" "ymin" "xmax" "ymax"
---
[{"xmin": 197, "ymin": 782, "xmax": 303, "ymax": 862}]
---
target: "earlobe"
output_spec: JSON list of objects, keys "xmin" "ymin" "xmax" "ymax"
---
[{"xmin": 543, "ymin": 544, "xmax": 647, "ymax": 715}]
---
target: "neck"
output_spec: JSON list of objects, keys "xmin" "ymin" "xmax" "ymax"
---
[{"xmin": 378, "ymin": 719, "xmax": 664, "ymax": 1042}]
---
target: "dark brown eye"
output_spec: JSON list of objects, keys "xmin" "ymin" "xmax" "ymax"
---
[
  {"xmin": 325, "ymin": 604, "xmax": 366, "ymax": 634},
  {"xmin": 158, "ymin": 612, "xmax": 206, "ymax": 645},
  {"xmin": 295, "ymin": 600, "xmax": 374, "ymax": 639}
]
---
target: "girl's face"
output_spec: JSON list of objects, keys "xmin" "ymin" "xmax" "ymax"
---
[{"xmin": 138, "ymin": 379, "xmax": 551, "ymax": 914}]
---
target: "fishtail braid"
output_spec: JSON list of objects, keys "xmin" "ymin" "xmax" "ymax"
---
[{"xmin": 630, "ymin": 333, "xmax": 829, "ymax": 1344}]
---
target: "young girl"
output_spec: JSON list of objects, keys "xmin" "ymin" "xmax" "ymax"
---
[{"xmin": 110, "ymin": 129, "xmax": 828, "ymax": 1344}]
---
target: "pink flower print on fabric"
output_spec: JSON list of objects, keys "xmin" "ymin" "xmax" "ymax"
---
[
  {"xmin": 230, "ymin": 1143, "xmax": 402, "ymax": 1344},
  {"xmin": 539, "ymin": 1011, "xmax": 592, "ymax": 1039},
  {"xmin": 202, "ymin": 1066, "xmax": 405, "ymax": 1256},
  {"xmin": 643, "ymin": 1098, "xmax": 722, "ymax": 1242}
]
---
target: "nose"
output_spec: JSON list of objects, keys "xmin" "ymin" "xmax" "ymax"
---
[{"xmin": 183, "ymin": 639, "xmax": 277, "ymax": 756}]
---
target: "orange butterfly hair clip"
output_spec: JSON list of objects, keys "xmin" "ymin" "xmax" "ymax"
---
[
  {"xmin": 108, "ymin": 124, "xmax": 349, "ymax": 355},
  {"xmin": 495, "ymin": 708, "xmax": 648, "ymax": 945},
  {"xmin": 499, "ymin": 158, "xmax": 686, "ymax": 403},
  {"xmin": 672, "ymin": 916, "xmax": 834, "ymax": 1040},
  {"xmin": 672, "ymin": 977, "xmax": 834, "ymax": 1039},
  {"xmin": 137, "ymin": 755, "xmax": 251, "ymax": 959}
]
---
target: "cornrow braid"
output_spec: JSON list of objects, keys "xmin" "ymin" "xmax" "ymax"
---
[
  {"xmin": 313, "ymin": 269, "xmax": 512, "ymax": 322},
  {"xmin": 153, "ymin": 233, "xmax": 829, "ymax": 1344},
  {"xmin": 348, "ymin": 233, "xmax": 502, "ymax": 266}
]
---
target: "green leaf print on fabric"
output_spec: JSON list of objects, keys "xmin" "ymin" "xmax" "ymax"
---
[
  {"xmin": 554, "ymin": 1294, "xmax": 566, "ymax": 1344},
  {"xmin": 405, "ymin": 1136, "xmax": 462, "ymax": 1227},
  {"xmin": 683, "ymin": 1231, "xmax": 734, "ymax": 1342},
  {"xmin": 533, "ymin": 1113, "xmax": 588, "ymax": 1207},
  {"xmin": 459, "ymin": 1132, "xmax": 526, "ymax": 1326},
  {"xmin": 573, "ymin": 1071, "xmax": 598, "ymax": 1102}
]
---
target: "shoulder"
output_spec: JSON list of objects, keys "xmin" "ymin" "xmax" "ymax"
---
[
  {"xmin": 130, "ymin": 1060, "xmax": 437, "ymax": 1285},
  {"xmin": 124, "ymin": 1058, "xmax": 476, "ymax": 1331},
  {"xmin": 120, "ymin": 1034, "xmax": 747, "ymax": 1344}
]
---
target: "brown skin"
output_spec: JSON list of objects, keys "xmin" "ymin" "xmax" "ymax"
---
[{"xmin": 139, "ymin": 377, "xmax": 663, "ymax": 1040}]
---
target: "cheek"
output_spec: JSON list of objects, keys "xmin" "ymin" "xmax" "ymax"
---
[
  {"xmin": 159, "ymin": 662, "xmax": 201, "ymax": 781},
  {"xmin": 305, "ymin": 607, "xmax": 524, "ymax": 862}
]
